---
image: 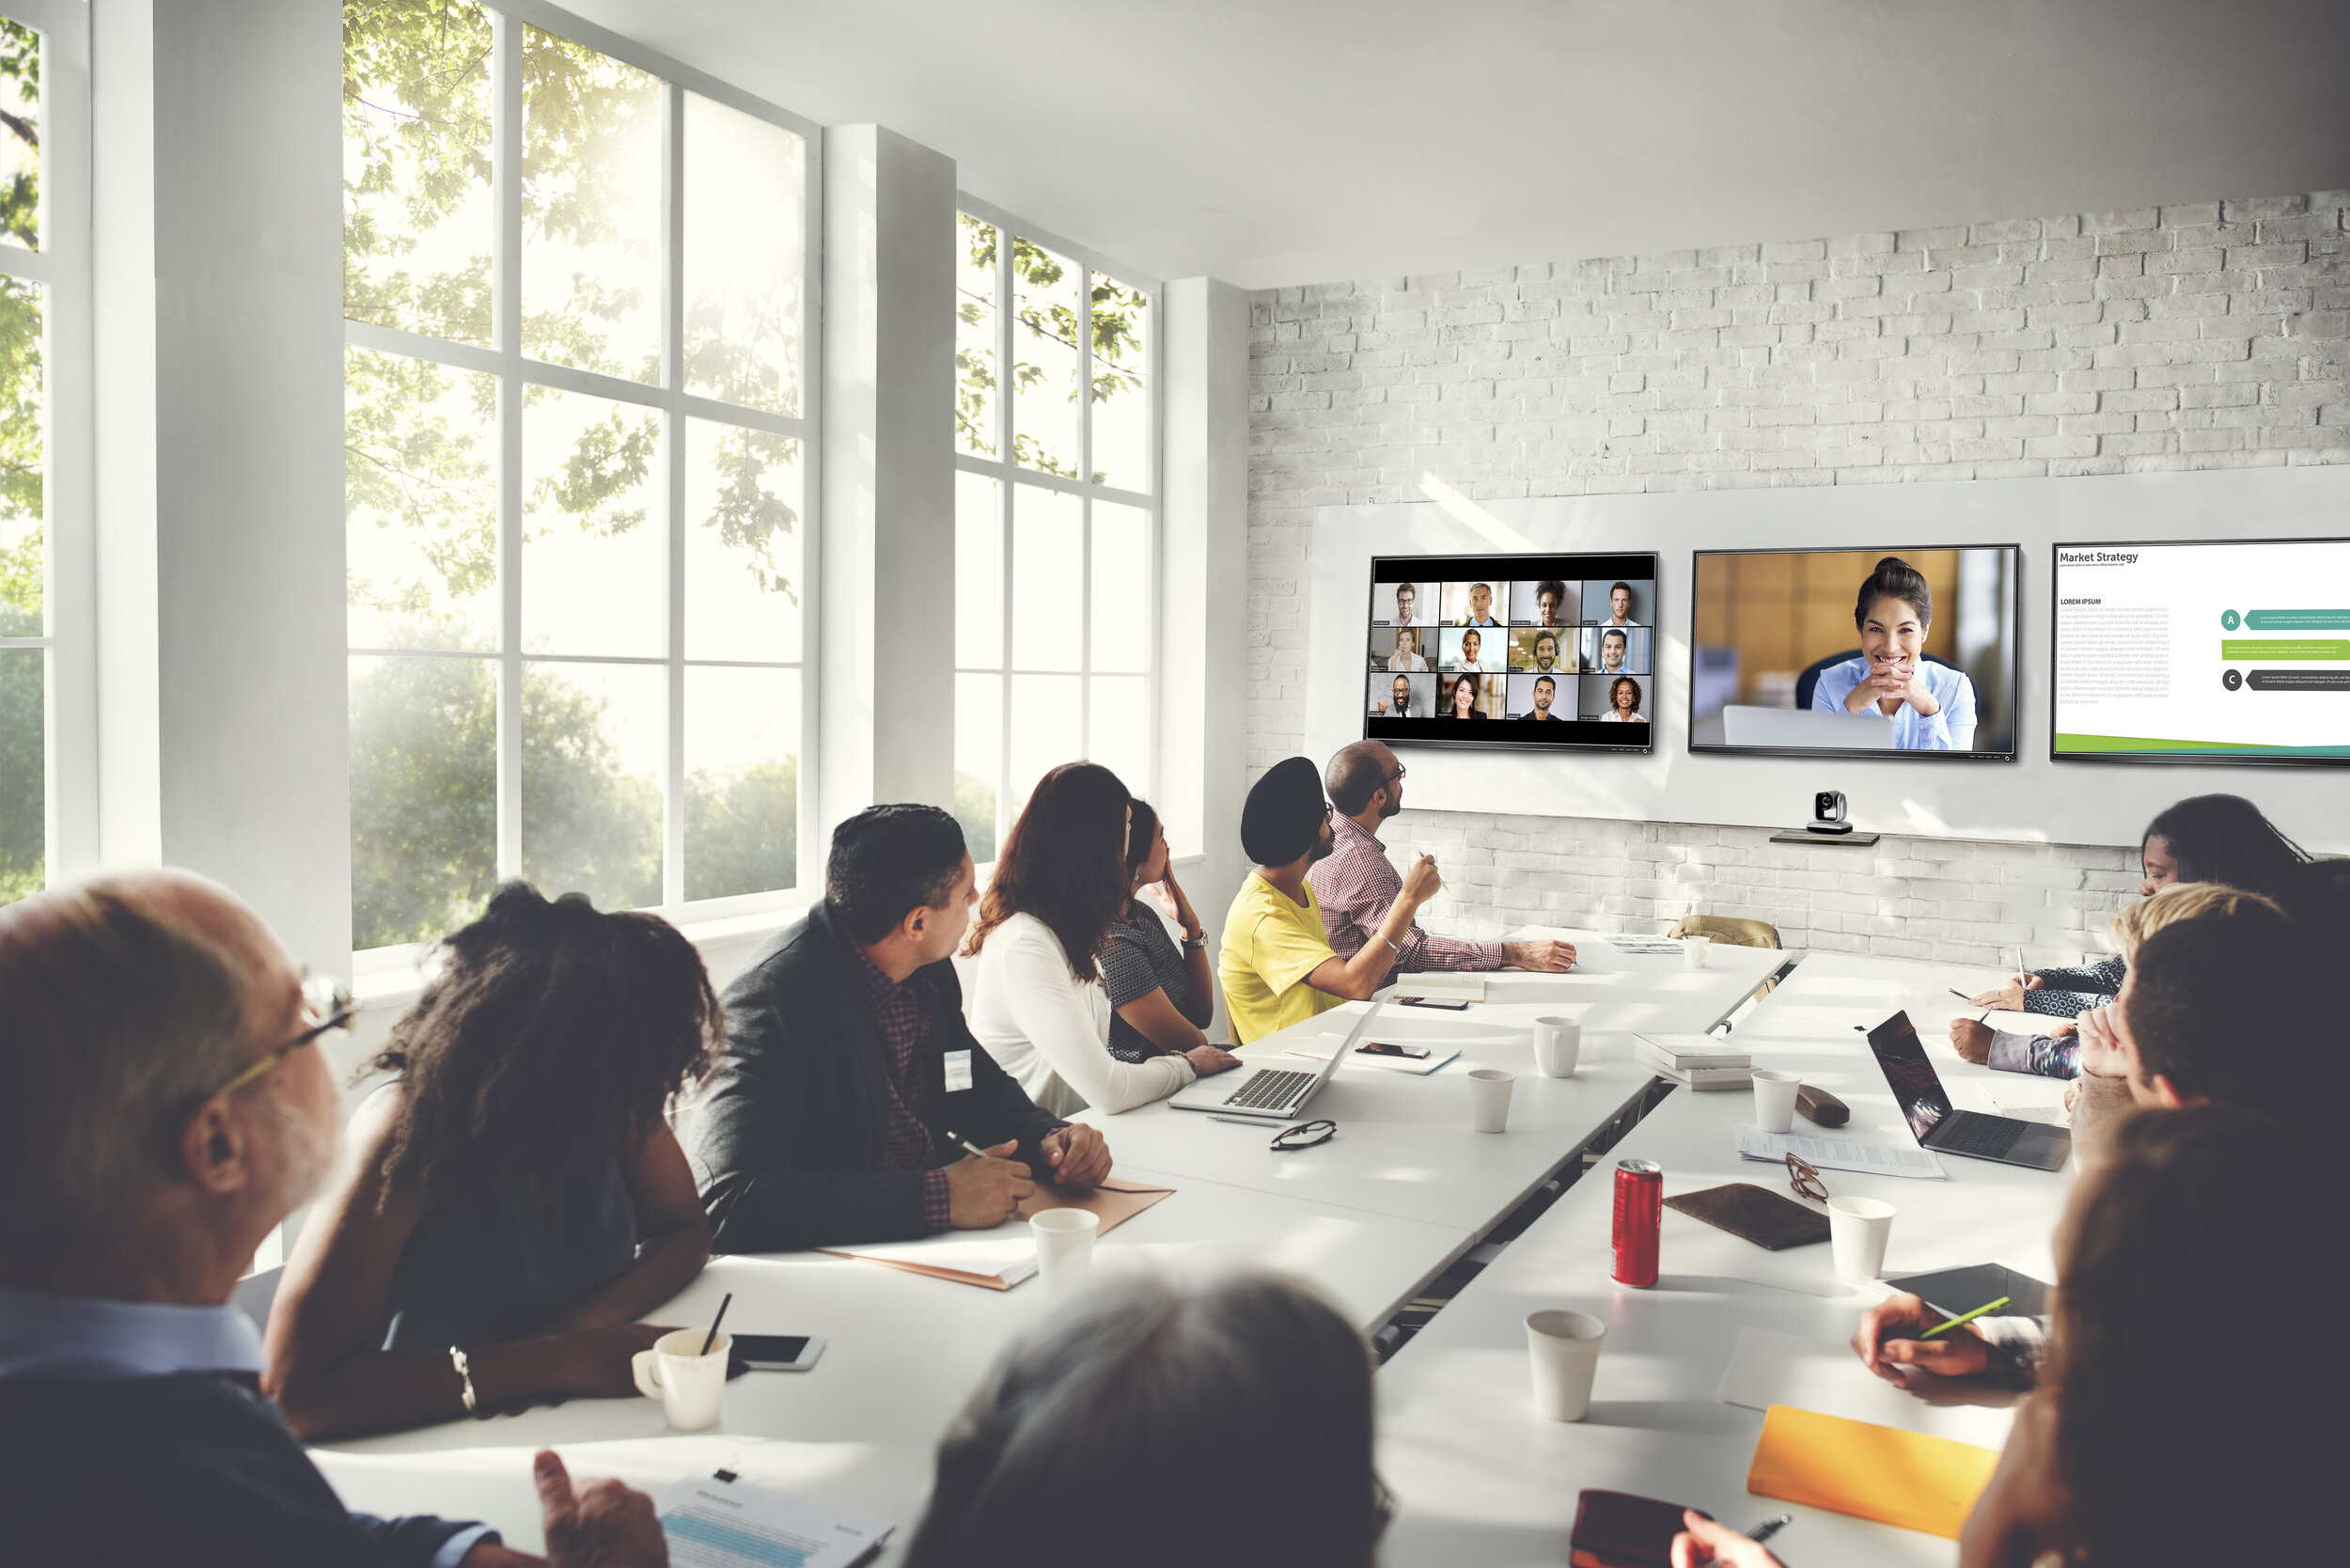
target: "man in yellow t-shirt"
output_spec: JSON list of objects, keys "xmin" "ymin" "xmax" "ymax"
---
[{"xmin": 1218, "ymin": 755, "xmax": 1444, "ymax": 1044}]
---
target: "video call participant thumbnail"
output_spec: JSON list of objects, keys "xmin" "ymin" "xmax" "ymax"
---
[
  {"xmin": 1809, "ymin": 555, "xmax": 1978, "ymax": 751},
  {"xmin": 1508, "ymin": 628, "xmax": 1570, "ymax": 674},
  {"xmin": 1368, "ymin": 672, "xmax": 1434, "ymax": 716},
  {"xmin": 1443, "ymin": 672, "xmax": 1496, "ymax": 720},
  {"xmin": 1509, "ymin": 578, "xmax": 1577, "ymax": 626},
  {"xmin": 1441, "ymin": 626, "xmax": 1500, "ymax": 672},
  {"xmin": 1447, "ymin": 581, "xmax": 1507, "ymax": 627},
  {"xmin": 1584, "ymin": 579, "xmax": 1648, "ymax": 626},
  {"xmin": 1598, "ymin": 675, "xmax": 1647, "ymax": 723},
  {"xmin": 1507, "ymin": 673, "xmax": 1567, "ymax": 721},
  {"xmin": 1376, "ymin": 580, "xmax": 1434, "ymax": 627},
  {"xmin": 1585, "ymin": 625, "xmax": 1651, "ymax": 675},
  {"xmin": 1374, "ymin": 625, "xmax": 1430, "ymax": 671}
]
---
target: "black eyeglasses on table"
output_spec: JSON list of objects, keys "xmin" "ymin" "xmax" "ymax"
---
[{"xmin": 1272, "ymin": 1120, "xmax": 1336, "ymax": 1152}]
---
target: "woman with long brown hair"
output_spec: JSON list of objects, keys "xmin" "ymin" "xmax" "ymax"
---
[
  {"xmin": 263, "ymin": 883, "xmax": 720, "ymax": 1438},
  {"xmin": 966, "ymin": 762, "xmax": 1226, "ymax": 1116}
]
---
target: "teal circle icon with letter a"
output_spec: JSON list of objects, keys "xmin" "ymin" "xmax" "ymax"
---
[{"xmin": 2221, "ymin": 609, "xmax": 2240, "ymax": 631}]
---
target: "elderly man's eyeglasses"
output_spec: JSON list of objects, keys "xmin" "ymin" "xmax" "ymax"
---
[{"xmin": 213, "ymin": 973, "xmax": 356, "ymax": 1098}]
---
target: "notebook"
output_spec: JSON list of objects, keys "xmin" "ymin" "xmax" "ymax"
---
[
  {"xmin": 821, "ymin": 1177, "xmax": 1174, "ymax": 1289},
  {"xmin": 1745, "ymin": 1404, "xmax": 2001, "ymax": 1538}
]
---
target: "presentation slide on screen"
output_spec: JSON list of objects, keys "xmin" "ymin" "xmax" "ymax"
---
[{"xmin": 2054, "ymin": 539, "xmax": 2350, "ymax": 760}]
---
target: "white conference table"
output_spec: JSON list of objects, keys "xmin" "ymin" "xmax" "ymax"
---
[
  {"xmin": 1071, "ymin": 933, "xmax": 1792, "ymax": 1232},
  {"xmin": 315, "ymin": 1162, "xmax": 1464, "ymax": 1558},
  {"xmin": 316, "ymin": 936, "xmax": 2056, "ymax": 1566},
  {"xmin": 1374, "ymin": 951, "xmax": 2075, "ymax": 1568}
]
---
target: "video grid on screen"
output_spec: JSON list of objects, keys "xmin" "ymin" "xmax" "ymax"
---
[{"xmin": 1364, "ymin": 554, "xmax": 1658, "ymax": 751}]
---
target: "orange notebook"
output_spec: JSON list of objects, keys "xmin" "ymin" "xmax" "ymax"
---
[{"xmin": 1746, "ymin": 1403, "xmax": 2001, "ymax": 1539}]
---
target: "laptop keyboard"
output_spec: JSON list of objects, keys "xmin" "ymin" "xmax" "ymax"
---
[
  {"xmin": 1935, "ymin": 1112, "xmax": 2026, "ymax": 1158},
  {"xmin": 1225, "ymin": 1068, "xmax": 1314, "ymax": 1110}
]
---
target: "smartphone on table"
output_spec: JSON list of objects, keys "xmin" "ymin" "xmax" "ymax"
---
[
  {"xmin": 729, "ymin": 1334, "xmax": 825, "ymax": 1372},
  {"xmin": 1399, "ymin": 996, "xmax": 1469, "ymax": 1011},
  {"xmin": 1358, "ymin": 1042, "xmax": 1432, "ymax": 1058}
]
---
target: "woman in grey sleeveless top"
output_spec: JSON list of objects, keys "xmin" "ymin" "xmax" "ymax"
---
[{"xmin": 262, "ymin": 884, "xmax": 722, "ymax": 1439}]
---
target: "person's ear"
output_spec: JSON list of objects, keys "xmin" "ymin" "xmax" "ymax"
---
[
  {"xmin": 2148, "ymin": 1074, "xmax": 2201, "ymax": 1109},
  {"xmin": 901, "ymin": 903, "xmax": 928, "ymax": 944},
  {"xmin": 180, "ymin": 1095, "xmax": 257, "ymax": 1196}
]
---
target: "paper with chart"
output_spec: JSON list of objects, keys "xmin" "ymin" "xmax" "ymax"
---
[
  {"xmin": 1716, "ymin": 1326, "xmax": 2013, "ymax": 1450},
  {"xmin": 659, "ymin": 1474, "xmax": 893, "ymax": 1568},
  {"xmin": 1735, "ymin": 1124, "xmax": 1946, "ymax": 1179}
]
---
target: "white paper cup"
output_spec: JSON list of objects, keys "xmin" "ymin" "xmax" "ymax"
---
[
  {"xmin": 1683, "ymin": 933, "xmax": 1712, "ymax": 969},
  {"xmin": 631, "ymin": 1327, "xmax": 730, "ymax": 1431},
  {"xmin": 1533, "ymin": 1017, "xmax": 1581, "ymax": 1077},
  {"xmin": 1030, "ymin": 1207, "xmax": 1100, "ymax": 1288},
  {"xmin": 1752, "ymin": 1069, "xmax": 1802, "ymax": 1135},
  {"xmin": 1467, "ymin": 1068, "xmax": 1515, "ymax": 1132},
  {"xmin": 1526, "ymin": 1309, "xmax": 1606, "ymax": 1420},
  {"xmin": 1827, "ymin": 1196, "xmax": 1896, "ymax": 1280}
]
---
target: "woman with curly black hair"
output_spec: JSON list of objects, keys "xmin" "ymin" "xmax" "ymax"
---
[{"xmin": 263, "ymin": 883, "xmax": 721, "ymax": 1439}]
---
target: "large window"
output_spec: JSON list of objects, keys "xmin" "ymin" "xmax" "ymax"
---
[
  {"xmin": 0, "ymin": 10, "xmax": 48, "ymax": 906},
  {"xmin": 951, "ymin": 203, "xmax": 1157, "ymax": 862},
  {"xmin": 343, "ymin": 1, "xmax": 816, "ymax": 952}
]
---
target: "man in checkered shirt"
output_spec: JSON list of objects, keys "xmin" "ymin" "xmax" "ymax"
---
[{"xmin": 1307, "ymin": 742, "xmax": 1578, "ymax": 974}]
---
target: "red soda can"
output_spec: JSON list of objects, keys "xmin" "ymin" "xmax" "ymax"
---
[{"xmin": 1611, "ymin": 1158, "xmax": 1663, "ymax": 1287}]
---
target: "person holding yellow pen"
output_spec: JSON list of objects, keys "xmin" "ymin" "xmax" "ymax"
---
[{"xmin": 1678, "ymin": 1105, "xmax": 2337, "ymax": 1568}]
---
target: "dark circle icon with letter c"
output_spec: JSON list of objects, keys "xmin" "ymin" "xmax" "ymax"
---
[
  {"xmin": 2221, "ymin": 609, "xmax": 2241, "ymax": 631},
  {"xmin": 2223, "ymin": 669, "xmax": 2242, "ymax": 691}
]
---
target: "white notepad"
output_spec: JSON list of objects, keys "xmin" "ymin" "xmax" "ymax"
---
[
  {"xmin": 1715, "ymin": 1325, "xmax": 2014, "ymax": 1450},
  {"xmin": 660, "ymin": 1473, "xmax": 894, "ymax": 1568},
  {"xmin": 1735, "ymin": 1124, "xmax": 1947, "ymax": 1179}
]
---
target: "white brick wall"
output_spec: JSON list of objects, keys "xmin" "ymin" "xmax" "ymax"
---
[{"xmin": 1247, "ymin": 193, "xmax": 2349, "ymax": 964}]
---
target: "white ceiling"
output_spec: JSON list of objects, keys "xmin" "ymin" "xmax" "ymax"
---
[{"xmin": 570, "ymin": 0, "xmax": 2350, "ymax": 290}]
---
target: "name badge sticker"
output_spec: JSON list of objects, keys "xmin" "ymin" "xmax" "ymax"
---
[{"xmin": 943, "ymin": 1049, "xmax": 975, "ymax": 1093}]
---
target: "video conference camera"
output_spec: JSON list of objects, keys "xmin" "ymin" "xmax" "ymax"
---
[{"xmin": 1808, "ymin": 790, "xmax": 1854, "ymax": 836}]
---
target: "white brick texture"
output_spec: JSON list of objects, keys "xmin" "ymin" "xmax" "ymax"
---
[{"xmin": 1247, "ymin": 194, "xmax": 2350, "ymax": 962}]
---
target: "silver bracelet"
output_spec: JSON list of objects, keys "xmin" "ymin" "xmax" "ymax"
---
[
  {"xmin": 1373, "ymin": 931, "xmax": 1403, "ymax": 957},
  {"xmin": 449, "ymin": 1344, "xmax": 481, "ymax": 1417}
]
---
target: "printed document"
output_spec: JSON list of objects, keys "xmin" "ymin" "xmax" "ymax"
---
[
  {"xmin": 1736, "ymin": 1125, "xmax": 1945, "ymax": 1179},
  {"xmin": 659, "ymin": 1473, "xmax": 893, "ymax": 1568}
]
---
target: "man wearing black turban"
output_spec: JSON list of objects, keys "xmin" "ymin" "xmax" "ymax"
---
[{"xmin": 1216, "ymin": 757, "xmax": 1443, "ymax": 1043}]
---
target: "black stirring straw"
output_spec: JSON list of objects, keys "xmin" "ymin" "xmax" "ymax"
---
[{"xmin": 699, "ymin": 1292, "xmax": 733, "ymax": 1356}]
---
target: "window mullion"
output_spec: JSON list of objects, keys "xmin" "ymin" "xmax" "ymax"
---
[
  {"xmin": 1077, "ymin": 265, "xmax": 1094, "ymax": 765},
  {"xmin": 659, "ymin": 81, "xmax": 685, "ymax": 910},
  {"xmin": 995, "ymin": 238, "xmax": 1014, "ymax": 842},
  {"xmin": 492, "ymin": 12, "xmax": 525, "ymax": 882}
]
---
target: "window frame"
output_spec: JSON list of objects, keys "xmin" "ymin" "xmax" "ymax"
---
[
  {"xmin": 0, "ymin": 0, "xmax": 92, "ymax": 897},
  {"xmin": 345, "ymin": 0, "xmax": 822, "ymax": 971},
  {"xmin": 951, "ymin": 193, "xmax": 1163, "ymax": 855}
]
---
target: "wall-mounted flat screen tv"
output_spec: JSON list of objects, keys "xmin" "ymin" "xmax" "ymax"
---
[
  {"xmin": 1689, "ymin": 545, "xmax": 2019, "ymax": 760},
  {"xmin": 1362, "ymin": 553, "xmax": 1658, "ymax": 751},
  {"xmin": 2053, "ymin": 537, "xmax": 2350, "ymax": 765}
]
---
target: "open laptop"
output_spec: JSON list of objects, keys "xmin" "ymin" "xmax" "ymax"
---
[
  {"xmin": 1169, "ymin": 1001, "xmax": 1384, "ymax": 1121},
  {"xmin": 1722, "ymin": 706, "xmax": 1896, "ymax": 750},
  {"xmin": 1866, "ymin": 1011, "xmax": 2070, "ymax": 1170}
]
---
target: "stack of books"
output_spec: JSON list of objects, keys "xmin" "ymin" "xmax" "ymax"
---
[{"xmin": 1634, "ymin": 1033, "xmax": 1753, "ymax": 1091}]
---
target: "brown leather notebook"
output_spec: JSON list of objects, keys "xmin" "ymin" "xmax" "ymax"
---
[{"xmin": 1663, "ymin": 1183, "xmax": 1829, "ymax": 1250}]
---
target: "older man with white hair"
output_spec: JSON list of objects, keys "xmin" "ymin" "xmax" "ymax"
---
[{"xmin": 0, "ymin": 870, "xmax": 669, "ymax": 1567}]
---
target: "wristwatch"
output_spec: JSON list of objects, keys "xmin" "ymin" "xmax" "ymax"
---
[{"xmin": 1183, "ymin": 933, "xmax": 1206, "ymax": 952}]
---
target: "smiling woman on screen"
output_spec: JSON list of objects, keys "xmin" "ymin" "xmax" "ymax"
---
[
  {"xmin": 1447, "ymin": 672, "xmax": 1485, "ymax": 719},
  {"xmin": 1809, "ymin": 556, "xmax": 1978, "ymax": 750},
  {"xmin": 1601, "ymin": 675, "xmax": 1648, "ymax": 723}
]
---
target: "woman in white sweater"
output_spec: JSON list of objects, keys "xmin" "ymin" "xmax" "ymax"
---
[{"xmin": 964, "ymin": 761, "xmax": 1238, "ymax": 1117}]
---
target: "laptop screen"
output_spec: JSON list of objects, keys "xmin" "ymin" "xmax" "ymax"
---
[{"xmin": 1866, "ymin": 1011, "xmax": 1951, "ymax": 1143}]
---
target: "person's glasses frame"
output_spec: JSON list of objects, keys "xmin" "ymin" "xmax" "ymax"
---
[
  {"xmin": 212, "ymin": 972, "xmax": 357, "ymax": 1098},
  {"xmin": 1272, "ymin": 1119, "xmax": 1337, "ymax": 1152},
  {"xmin": 1785, "ymin": 1152, "xmax": 1829, "ymax": 1202}
]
